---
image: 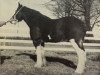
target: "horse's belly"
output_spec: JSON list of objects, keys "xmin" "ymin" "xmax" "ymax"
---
[{"xmin": 49, "ymin": 33, "xmax": 68, "ymax": 42}]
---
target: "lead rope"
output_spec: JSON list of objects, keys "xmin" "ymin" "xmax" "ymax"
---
[
  {"xmin": 0, "ymin": 15, "xmax": 17, "ymax": 65},
  {"xmin": 4, "ymin": 6, "xmax": 24, "ymax": 25},
  {"xmin": 0, "ymin": 6, "xmax": 24, "ymax": 64}
]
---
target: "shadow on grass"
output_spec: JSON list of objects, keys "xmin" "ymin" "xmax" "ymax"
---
[
  {"xmin": 0, "ymin": 56, "xmax": 12, "ymax": 64},
  {"xmin": 16, "ymin": 53, "xmax": 77, "ymax": 69}
]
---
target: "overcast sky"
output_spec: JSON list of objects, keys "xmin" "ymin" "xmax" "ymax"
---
[
  {"xmin": 0, "ymin": 0, "xmax": 100, "ymax": 37},
  {"xmin": 0, "ymin": 0, "xmax": 56, "ymax": 35},
  {"xmin": 0, "ymin": 0, "xmax": 55, "ymax": 21}
]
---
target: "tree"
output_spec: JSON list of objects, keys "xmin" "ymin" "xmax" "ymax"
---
[
  {"xmin": 45, "ymin": 0, "xmax": 77, "ymax": 18},
  {"xmin": 90, "ymin": 0, "xmax": 100, "ymax": 29},
  {"xmin": 45, "ymin": 0, "xmax": 100, "ymax": 31}
]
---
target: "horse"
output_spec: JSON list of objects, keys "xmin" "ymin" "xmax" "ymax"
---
[{"xmin": 10, "ymin": 3, "xmax": 87, "ymax": 75}]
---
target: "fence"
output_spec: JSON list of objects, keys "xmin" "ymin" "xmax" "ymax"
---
[{"xmin": 0, "ymin": 27, "xmax": 100, "ymax": 52}]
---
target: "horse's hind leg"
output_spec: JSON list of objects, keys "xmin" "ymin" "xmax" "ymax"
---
[{"xmin": 70, "ymin": 39, "xmax": 86, "ymax": 74}]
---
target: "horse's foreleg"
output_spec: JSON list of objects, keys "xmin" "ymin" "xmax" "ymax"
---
[
  {"xmin": 34, "ymin": 45, "xmax": 44, "ymax": 68},
  {"xmin": 41, "ymin": 47, "xmax": 46, "ymax": 66},
  {"xmin": 70, "ymin": 39, "xmax": 86, "ymax": 74},
  {"xmin": 35, "ymin": 45, "xmax": 46, "ymax": 67}
]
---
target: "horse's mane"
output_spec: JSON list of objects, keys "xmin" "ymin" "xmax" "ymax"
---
[{"xmin": 22, "ymin": 6, "xmax": 51, "ymax": 20}]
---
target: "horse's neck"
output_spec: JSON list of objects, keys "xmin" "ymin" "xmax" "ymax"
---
[
  {"xmin": 22, "ymin": 13, "xmax": 34, "ymax": 27},
  {"xmin": 23, "ymin": 12, "xmax": 53, "ymax": 28}
]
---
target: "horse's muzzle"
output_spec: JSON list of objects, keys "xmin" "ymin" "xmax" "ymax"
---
[{"xmin": 10, "ymin": 19, "xmax": 18, "ymax": 25}]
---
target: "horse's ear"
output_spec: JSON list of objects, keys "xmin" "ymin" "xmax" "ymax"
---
[{"xmin": 18, "ymin": 2, "xmax": 22, "ymax": 7}]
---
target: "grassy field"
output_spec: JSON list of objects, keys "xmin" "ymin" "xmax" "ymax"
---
[{"xmin": 0, "ymin": 50, "xmax": 100, "ymax": 75}]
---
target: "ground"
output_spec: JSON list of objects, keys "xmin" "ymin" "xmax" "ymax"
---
[{"xmin": 0, "ymin": 50, "xmax": 100, "ymax": 75}]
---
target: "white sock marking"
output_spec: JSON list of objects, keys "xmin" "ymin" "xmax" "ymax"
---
[
  {"xmin": 35, "ymin": 45, "xmax": 43, "ymax": 67},
  {"xmin": 70, "ymin": 39, "xmax": 86, "ymax": 74},
  {"xmin": 42, "ymin": 48, "xmax": 46, "ymax": 65}
]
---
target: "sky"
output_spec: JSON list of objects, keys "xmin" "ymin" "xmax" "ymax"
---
[
  {"xmin": 0, "ymin": 0, "xmax": 56, "ymax": 34},
  {"xmin": 0, "ymin": 0, "xmax": 55, "ymax": 21},
  {"xmin": 0, "ymin": 0, "xmax": 100, "ymax": 37}
]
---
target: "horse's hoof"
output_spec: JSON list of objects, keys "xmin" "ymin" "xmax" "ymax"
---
[
  {"xmin": 34, "ymin": 63, "xmax": 42, "ymax": 68},
  {"xmin": 43, "ymin": 63, "xmax": 46, "ymax": 67},
  {"xmin": 43, "ymin": 61, "xmax": 46, "ymax": 67},
  {"xmin": 72, "ymin": 72, "xmax": 82, "ymax": 75}
]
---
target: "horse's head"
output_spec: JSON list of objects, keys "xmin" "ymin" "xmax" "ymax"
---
[{"xmin": 10, "ymin": 3, "xmax": 24, "ymax": 24}]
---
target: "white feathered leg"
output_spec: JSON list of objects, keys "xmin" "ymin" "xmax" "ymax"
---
[
  {"xmin": 70, "ymin": 39, "xmax": 86, "ymax": 74},
  {"xmin": 34, "ymin": 45, "xmax": 43, "ymax": 68},
  {"xmin": 41, "ymin": 47, "xmax": 46, "ymax": 66}
]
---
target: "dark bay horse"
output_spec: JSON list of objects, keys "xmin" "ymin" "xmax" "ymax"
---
[{"xmin": 10, "ymin": 3, "xmax": 87, "ymax": 74}]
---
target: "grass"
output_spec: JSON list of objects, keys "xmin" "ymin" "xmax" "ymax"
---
[{"xmin": 0, "ymin": 50, "xmax": 100, "ymax": 75}]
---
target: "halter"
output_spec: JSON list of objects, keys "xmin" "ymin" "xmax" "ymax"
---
[
  {"xmin": 13, "ymin": 6, "xmax": 24, "ymax": 21},
  {"xmin": 6, "ymin": 6, "xmax": 24, "ymax": 24}
]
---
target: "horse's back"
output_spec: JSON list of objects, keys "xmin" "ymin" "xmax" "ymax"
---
[{"xmin": 50, "ymin": 16, "xmax": 86, "ymax": 42}]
